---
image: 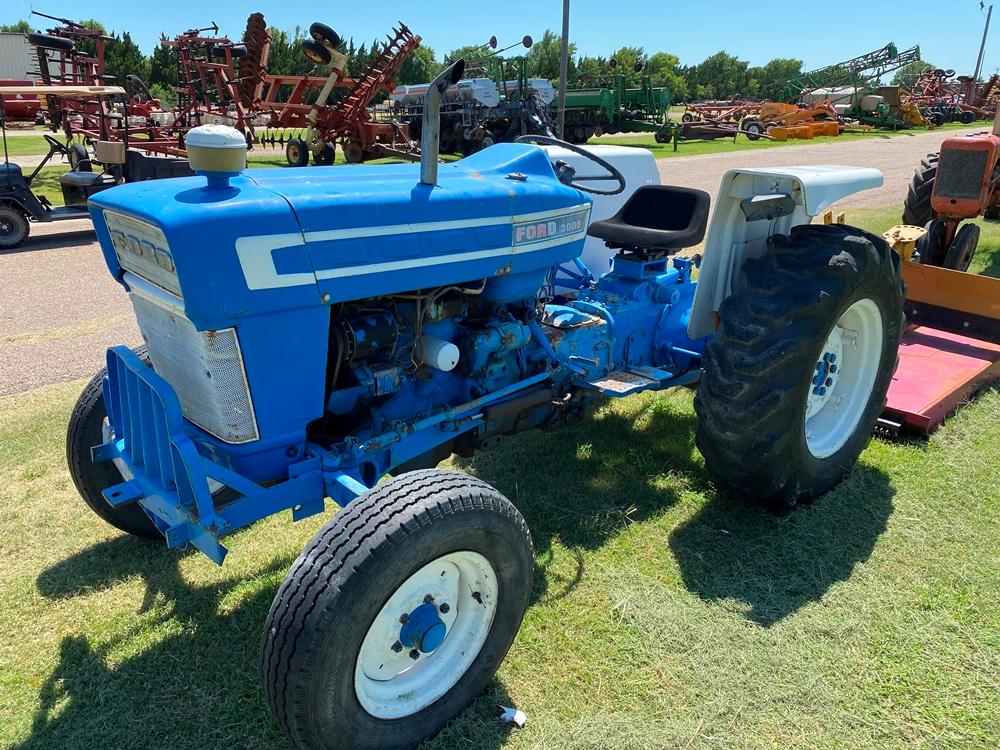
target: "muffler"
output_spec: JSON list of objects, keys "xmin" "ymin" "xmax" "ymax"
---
[{"xmin": 419, "ymin": 58, "xmax": 466, "ymax": 186}]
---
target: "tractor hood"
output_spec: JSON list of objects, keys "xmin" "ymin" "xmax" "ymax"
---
[{"xmin": 90, "ymin": 144, "xmax": 591, "ymax": 330}]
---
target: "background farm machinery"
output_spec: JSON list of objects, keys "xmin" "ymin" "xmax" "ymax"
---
[
  {"xmin": 28, "ymin": 12, "xmax": 192, "ymax": 157},
  {"xmin": 876, "ymin": 111, "xmax": 1000, "ymax": 437},
  {"xmin": 906, "ymin": 68, "xmax": 995, "ymax": 124},
  {"xmin": 389, "ymin": 35, "xmax": 560, "ymax": 156},
  {"xmin": 560, "ymin": 60, "xmax": 671, "ymax": 144},
  {"xmin": 158, "ymin": 15, "xmax": 272, "ymax": 140},
  {"xmin": 23, "ymin": 11, "xmax": 252, "ymax": 181},
  {"xmin": 260, "ymin": 21, "xmax": 422, "ymax": 165}
]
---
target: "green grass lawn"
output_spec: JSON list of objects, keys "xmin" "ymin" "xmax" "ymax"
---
[
  {"xmin": 1, "ymin": 135, "xmax": 56, "ymax": 158},
  {"xmin": 19, "ymin": 165, "xmax": 71, "ymax": 207},
  {"xmin": 0, "ymin": 209, "xmax": 998, "ymax": 749}
]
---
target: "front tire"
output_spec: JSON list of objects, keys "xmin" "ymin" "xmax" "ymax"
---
[
  {"xmin": 741, "ymin": 118, "xmax": 764, "ymax": 141},
  {"xmin": 262, "ymin": 470, "xmax": 534, "ymax": 750},
  {"xmin": 0, "ymin": 205, "xmax": 30, "ymax": 249},
  {"xmin": 286, "ymin": 137, "xmax": 309, "ymax": 167},
  {"xmin": 943, "ymin": 223, "xmax": 979, "ymax": 272},
  {"xmin": 312, "ymin": 141, "xmax": 335, "ymax": 165},
  {"xmin": 66, "ymin": 347, "xmax": 161, "ymax": 538},
  {"xmin": 694, "ymin": 224, "xmax": 905, "ymax": 508}
]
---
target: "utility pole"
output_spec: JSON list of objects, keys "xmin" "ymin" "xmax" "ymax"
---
[
  {"xmin": 973, "ymin": 4, "xmax": 993, "ymax": 85},
  {"xmin": 558, "ymin": 0, "xmax": 570, "ymax": 139}
]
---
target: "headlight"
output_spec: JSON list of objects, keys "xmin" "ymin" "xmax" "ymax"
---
[{"xmin": 104, "ymin": 210, "xmax": 180, "ymax": 296}]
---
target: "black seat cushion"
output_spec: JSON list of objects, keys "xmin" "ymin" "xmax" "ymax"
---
[
  {"xmin": 0, "ymin": 162, "xmax": 25, "ymax": 185},
  {"xmin": 60, "ymin": 171, "xmax": 116, "ymax": 188},
  {"xmin": 587, "ymin": 184, "xmax": 711, "ymax": 251}
]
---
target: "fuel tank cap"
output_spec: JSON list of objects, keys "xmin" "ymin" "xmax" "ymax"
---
[{"xmin": 186, "ymin": 124, "xmax": 248, "ymax": 188}]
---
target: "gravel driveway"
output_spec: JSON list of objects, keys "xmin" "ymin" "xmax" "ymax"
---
[{"xmin": 0, "ymin": 127, "xmax": 970, "ymax": 396}]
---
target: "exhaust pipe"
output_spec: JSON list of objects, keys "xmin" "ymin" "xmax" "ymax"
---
[{"xmin": 420, "ymin": 58, "xmax": 465, "ymax": 187}]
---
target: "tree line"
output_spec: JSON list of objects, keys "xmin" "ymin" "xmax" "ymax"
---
[{"xmin": 1, "ymin": 19, "xmax": 937, "ymax": 104}]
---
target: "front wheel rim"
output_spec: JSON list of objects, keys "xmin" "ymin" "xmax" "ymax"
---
[
  {"xmin": 354, "ymin": 550, "xmax": 498, "ymax": 719},
  {"xmin": 804, "ymin": 298, "xmax": 884, "ymax": 459}
]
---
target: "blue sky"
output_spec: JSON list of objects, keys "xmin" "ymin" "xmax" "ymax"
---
[{"xmin": 8, "ymin": 0, "xmax": 997, "ymax": 76}]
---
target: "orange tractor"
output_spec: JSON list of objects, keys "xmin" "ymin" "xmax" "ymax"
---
[{"xmin": 903, "ymin": 112, "xmax": 1000, "ymax": 270}]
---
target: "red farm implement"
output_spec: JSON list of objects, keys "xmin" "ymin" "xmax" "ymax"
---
[
  {"xmin": 906, "ymin": 68, "xmax": 987, "ymax": 125},
  {"xmin": 162, "ymin": 14, "xmax": 271, "ymax": 144},
  {"xmin": 258, "ymin": 21, "xmax": 421, "ymax": 165},
  {"xmin": 28, "ymin": 12, "xmax": 179, "ymax": 156},
  {"xmin": 27, "ymin": 11, "xmax": 269, "ymax": 165}
]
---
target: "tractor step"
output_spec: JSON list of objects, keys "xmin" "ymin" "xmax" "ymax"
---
[
  {"xmin": 882, "ymin": 324, "xmax": 1000, "ymax": 435},
  {"xmin": 584, "ymin": 366, "xmax": 675, "ymax": 396}
]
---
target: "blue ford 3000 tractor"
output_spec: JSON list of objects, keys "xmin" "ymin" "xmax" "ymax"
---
[{"xmin": 68, "ymin": 61, "xmax": 904, "ymax": 749}]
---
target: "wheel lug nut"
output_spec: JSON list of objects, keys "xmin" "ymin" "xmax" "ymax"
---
[
  {"xmin": 399, "ymin": 614, "xmax": 409, "ymax": 624},
  {"xmin": 830, "ymin": 364, "xmax": 837, "ymax": 373},
  {"xmin": 391, "ymin": 641, "xmax": 402, "ymax": 653},
  {"xmin": 818, "ymin": 386, "xmax": 827, "ymax": 396},
  {"xmin": 825, "ymin": 378, "xmax": 833, "ymax": 387},
  {"xmin": 423, "ymin": 594, "xmax": 435, "ymax": 604},
  {"xmin": 439, "ymin": 603, "xmax": 450, "ymax": 613},
  {"xmin": 409, "ymin": 649, "xmax": 420, "ymax": 660}
]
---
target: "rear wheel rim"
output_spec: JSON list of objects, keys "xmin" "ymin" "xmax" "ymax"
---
[
  {"xmin": 804, "ymin": 298, "xmax": 883, "ymax": 458},
  {"xmin": 354, "ymin": 550, "xmax": 498, "ymax": 719}
]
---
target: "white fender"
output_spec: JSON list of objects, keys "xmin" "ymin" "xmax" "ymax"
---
[{"xmin": 688, "ymin": 165, "xmax": 883, "ymax": 340}]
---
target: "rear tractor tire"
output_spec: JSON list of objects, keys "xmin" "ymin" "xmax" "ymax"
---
[
  {"xmin": 902, "ymin": 152, "xmax": 938, "ymax": 227},
  {"xmin": 67, "ymin": 347, "xmax": 161, "ymax": 538},
  {"xmin": 694, "ymin": 224, "xmax": 905, "ymax": 509},
  {"xmin": 261, "ymin": 469, "xmax": 534, "ymax": 750}
]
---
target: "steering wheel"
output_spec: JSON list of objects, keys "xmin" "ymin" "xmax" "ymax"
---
[
  {"xmin": 514, "ymin": 134, "xmax": 625, "ymax": 196},
  {"xmin": 43, "ymin": 134, "xmax": 67, "ymax": 154}
]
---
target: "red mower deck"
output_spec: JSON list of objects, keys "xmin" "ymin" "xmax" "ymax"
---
[{"xmin": 884, "ymin": 324, "xmax": 1000, "ymax": 434}]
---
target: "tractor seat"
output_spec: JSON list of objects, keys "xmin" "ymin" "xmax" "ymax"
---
[
  {"xmin": 587, "ymin": 185, "xmax": 711, "ymax": 252},
  {"xmin": 0, "ymin": 162, "xmax": 25, "ymax": 184},
  {"xmin": 59, "ymin": 171, "xmax": 116, "ymax": 189}
]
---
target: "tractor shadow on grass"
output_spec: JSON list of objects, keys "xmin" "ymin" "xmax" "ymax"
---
[
  {"xmin": 668, "ymin": 463, "xmax": 894, "ymax": 627},
  {"xmin": 462, "ymin": 395, "xmax": 894, "ymax": 627},
  {"xmin": 24, "ymin": 534, "xmax": 519, "ymax": 749},
  {"xmin": 19, "ymin": 536, "xmax": 300, "ymax": 749},
  {"xmin": 457, "ymin": 397, "xmax": 710, "ymax": 605}
]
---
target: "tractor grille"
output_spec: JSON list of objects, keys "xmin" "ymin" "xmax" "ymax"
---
[
  {"xmin": 128, "ymin": 281, "xmax": 259, "ymax": 444},
  {"xmin": 936, "ymin": 149, "xmax": 989, "ymax": 201}
]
